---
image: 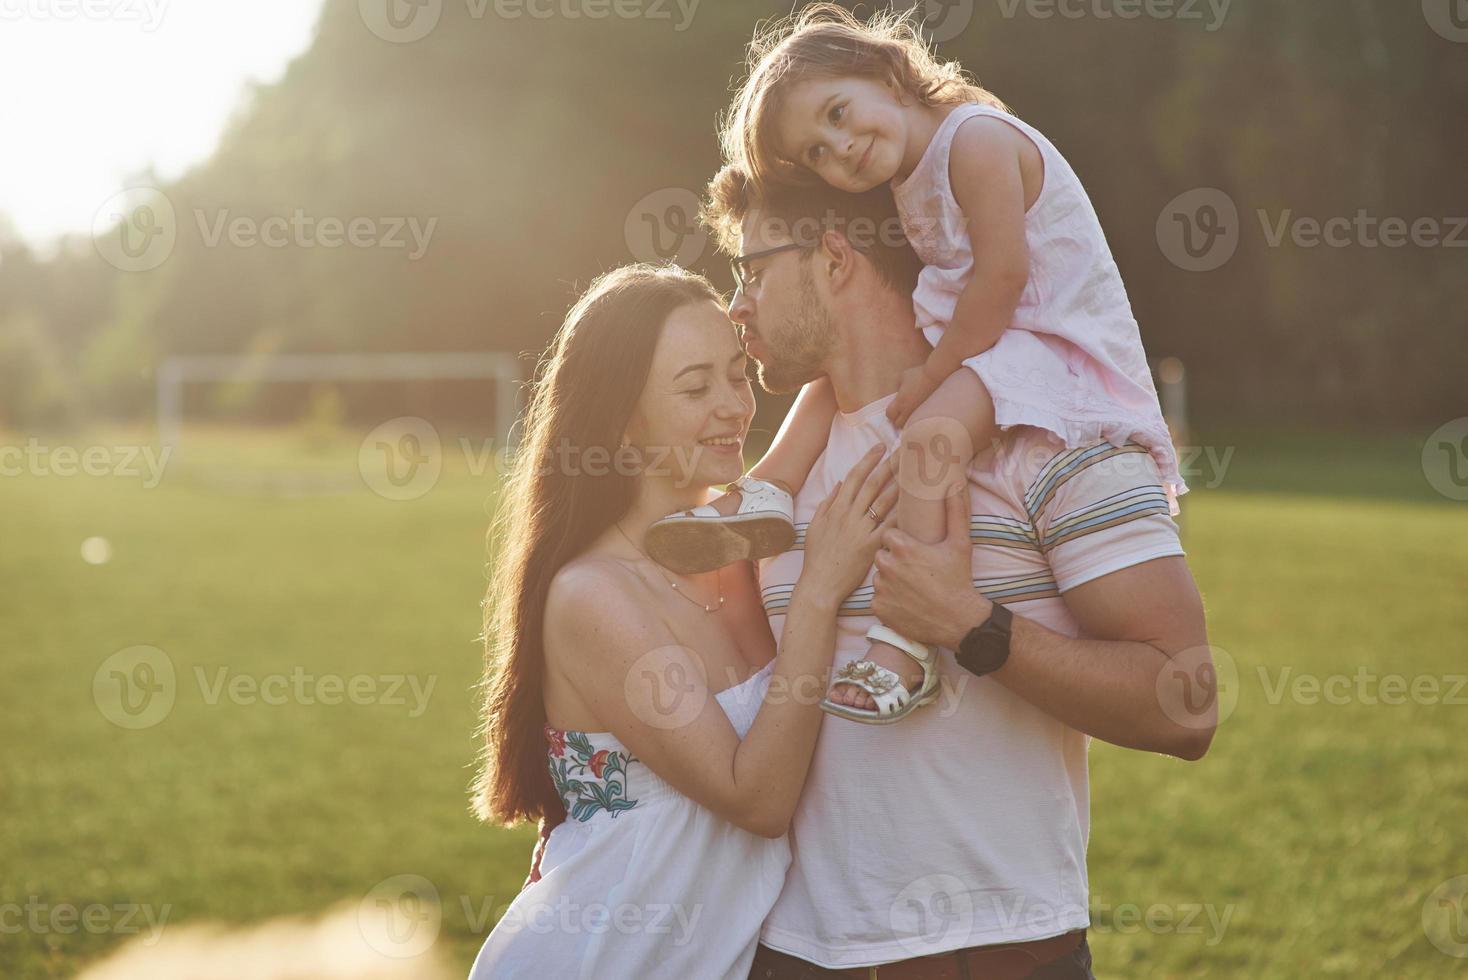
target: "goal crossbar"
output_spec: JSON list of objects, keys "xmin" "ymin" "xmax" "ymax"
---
[{"xmin": 157, "ymin": 352, "xmax": 521, "ymax": 452}]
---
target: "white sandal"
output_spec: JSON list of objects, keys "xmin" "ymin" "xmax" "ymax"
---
[
  {"xmin": 820, "ymin": 624, "xmax": 941, "ymax": 724},
  {"xmin": 645, "ymin": 476, "xmax": 796, "ymax": 575}
]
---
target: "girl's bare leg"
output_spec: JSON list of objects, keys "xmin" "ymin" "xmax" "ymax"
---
[
  {"xmin": 708, "ymin": 376, "xmax": 838, "ymax": 512},
  {"xmin": 828, "ymin": 369, "xmax": 995, "ymax": 709}
]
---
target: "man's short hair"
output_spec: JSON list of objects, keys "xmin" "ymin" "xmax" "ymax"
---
[{"xmin": 701, "ymin": 164, "xmax": 923, "ymax": 298}]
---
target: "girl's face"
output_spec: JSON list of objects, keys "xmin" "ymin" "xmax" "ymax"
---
[
  {"xmin": 624, "ymin": 300, "xmax": 756, "ymax": 492},
  {"xmin": 773, "ymin": 75, "xmax": 913, "ymax": 193}
]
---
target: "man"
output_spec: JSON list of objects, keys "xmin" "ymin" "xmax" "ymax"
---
[{"xmin": 702, "ymin": 164, "xmax": 1218, "ymax": 980}]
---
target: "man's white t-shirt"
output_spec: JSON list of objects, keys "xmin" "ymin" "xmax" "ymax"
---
[{"xmin": 756, "ymin": 393, "xmax": 1185, "ymax": 968}]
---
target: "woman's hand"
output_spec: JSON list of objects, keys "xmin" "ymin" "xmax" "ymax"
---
[{"xmin": 799, "ymin": 444, "xmax": 897, "ymax": 606}]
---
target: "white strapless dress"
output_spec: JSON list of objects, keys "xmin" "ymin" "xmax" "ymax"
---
[{"xmin": 468, "ymin": 661, "xmax": 788, "ymax": 979}]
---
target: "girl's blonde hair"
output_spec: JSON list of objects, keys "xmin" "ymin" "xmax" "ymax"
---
[{"xmin": 722, "ymin": 2, "xmax": 1008, "ymax": 190}]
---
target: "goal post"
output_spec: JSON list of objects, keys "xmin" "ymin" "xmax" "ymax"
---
[{"xmin": 156, "ymin": 352, "xmax": 522, "ymax": 454}]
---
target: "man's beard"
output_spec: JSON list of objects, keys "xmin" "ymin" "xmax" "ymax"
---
[{"xmin": 754, "ymin": 264, "xmax": 835, "ymax": 394}]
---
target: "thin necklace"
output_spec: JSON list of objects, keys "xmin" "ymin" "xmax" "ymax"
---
[{"xmin": 613, "ymin": 521, "xmax": 725, "ymax": 614}]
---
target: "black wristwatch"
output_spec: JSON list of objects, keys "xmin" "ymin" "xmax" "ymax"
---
[{"xmin": 955, "ymin": 601, "xmax": 1013, "ymax": 677}]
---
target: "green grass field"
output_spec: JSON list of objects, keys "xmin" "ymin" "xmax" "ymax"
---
[{"xmin": 3, "ymin": 424, "xmax": 1465, "ymax": 978}]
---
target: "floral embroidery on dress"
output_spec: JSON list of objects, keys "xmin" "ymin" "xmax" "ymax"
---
[{"xmin": 545, "ymin": 725, "xmax": 639, "ymax": 821}]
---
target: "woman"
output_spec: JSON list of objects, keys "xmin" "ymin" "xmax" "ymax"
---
[{"xmin": 468, "ymin": 264, "xmax": 896, "ymax": 979}]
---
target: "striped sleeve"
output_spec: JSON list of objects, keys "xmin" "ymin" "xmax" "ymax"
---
[{"xmin": 1027, "ymin": 443, "xmax": 1185, "ymax": 593}]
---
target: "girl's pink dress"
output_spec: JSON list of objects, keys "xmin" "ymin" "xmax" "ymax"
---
[{"xmin": 891, "ymin": 102, "xmax": 1186, "ymax": 508}]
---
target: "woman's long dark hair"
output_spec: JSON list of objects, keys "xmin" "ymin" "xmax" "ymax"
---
[{"xmin": 471, "ymin": 263, "xmax": 724, "ymax": 825}]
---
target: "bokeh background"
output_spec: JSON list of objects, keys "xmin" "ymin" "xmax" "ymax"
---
[{"xmin": 2, "ymin": 1, "xmax": 1466, "ymax": 977}]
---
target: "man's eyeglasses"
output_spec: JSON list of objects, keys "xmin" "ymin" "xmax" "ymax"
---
[
  {"xmin": 730, "ymin": 238, "xmax": 870, "ymax": 295},
  {"xmin": 730, "ymin": 242, "xmax": 811, "ymax": 295}
]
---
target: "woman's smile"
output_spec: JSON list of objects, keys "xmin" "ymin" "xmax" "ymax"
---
[{"xmin": 698, "ymin": 432, "xmax": 745, "ymax": 456}]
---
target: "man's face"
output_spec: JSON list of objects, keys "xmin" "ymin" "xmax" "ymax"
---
[{"xmin": 727, "ymin": 216, "xmax": 836, "ymax": 395}]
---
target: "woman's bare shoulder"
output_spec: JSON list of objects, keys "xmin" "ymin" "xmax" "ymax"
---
[
  {"xmin": 544, "ymin": 555, "xmax": 665, "ymax": 667},
  {"xmin": 548, "ymin": 552, "xmax": 640, "ymax": 607}
]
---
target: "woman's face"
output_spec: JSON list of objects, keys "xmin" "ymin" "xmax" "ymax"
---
[{"xmin": 624, "ymin": 300, "xmax": 756, "ymax": 492}]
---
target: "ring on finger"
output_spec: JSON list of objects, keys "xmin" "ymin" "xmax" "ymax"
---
[{"xmin": 866, "ymin": 505, "xmax": 881, "ymax": 523}]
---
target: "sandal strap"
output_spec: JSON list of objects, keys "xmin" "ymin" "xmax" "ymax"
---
[
  {"xmin": 830, "ymin": 659, "xmax": 912, "ymax": 715},
  {"xmin": 821, "ymin": 629, "xmax": 942, "ymax": 723},
  {"xmin": 730, "ymin": 475, "xmax": 785, "ymax": 496},
  {"xmin": 673, "ymin": 476, "xmax": 792, "ymax": 521},
  {"xmin": 865, "ymin": 624, "xmax": 937, "ymax": 668}
]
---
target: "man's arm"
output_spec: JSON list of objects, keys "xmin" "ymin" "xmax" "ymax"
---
[{"xmin": 872, "ymin": 490, "xmax": 1217, "ymax": 761}]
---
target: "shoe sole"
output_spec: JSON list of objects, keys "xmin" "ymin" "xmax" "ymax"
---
[
  {"xmin": 819, "ymin": 684, "xmax": 941, "ymax": 725},
  {"xmin": 645, "ymin": 512, "xmax": 796, "ymax": 575}
]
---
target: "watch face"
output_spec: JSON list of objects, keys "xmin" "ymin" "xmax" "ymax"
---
[
  {"xmin": 958, "ymin": 631, "xmax": 999, "ymax": 676},
  {"xmin": 959, "ymin": 609, "xmax": 1010, "ymax": 676}
]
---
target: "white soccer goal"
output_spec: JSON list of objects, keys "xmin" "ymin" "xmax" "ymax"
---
[{"xmin": 156, "ymin": 351, "xmax": 522, "ymax": 454}]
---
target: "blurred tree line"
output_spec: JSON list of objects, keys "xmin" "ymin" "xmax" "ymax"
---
[{"xmin": 0, "ymin": 0, "xmax": 1463, "ymax": 433}]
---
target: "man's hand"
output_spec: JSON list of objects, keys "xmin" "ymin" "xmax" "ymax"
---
[
  {"xmin": 873, "ymin": 488, "xmax": 987, "ymax": 649},
  {"xmin": 884, "ymin": 363, "xmax": 944, "ymax": 429},
  {"xmin": 875, "ymin": 478, "xmax": 1215, "ymax": 760}
]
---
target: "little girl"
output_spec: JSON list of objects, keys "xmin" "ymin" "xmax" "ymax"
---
[{"xmin": 647, "ymin": 4, "xmax": 1186, "ymax": 723}]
